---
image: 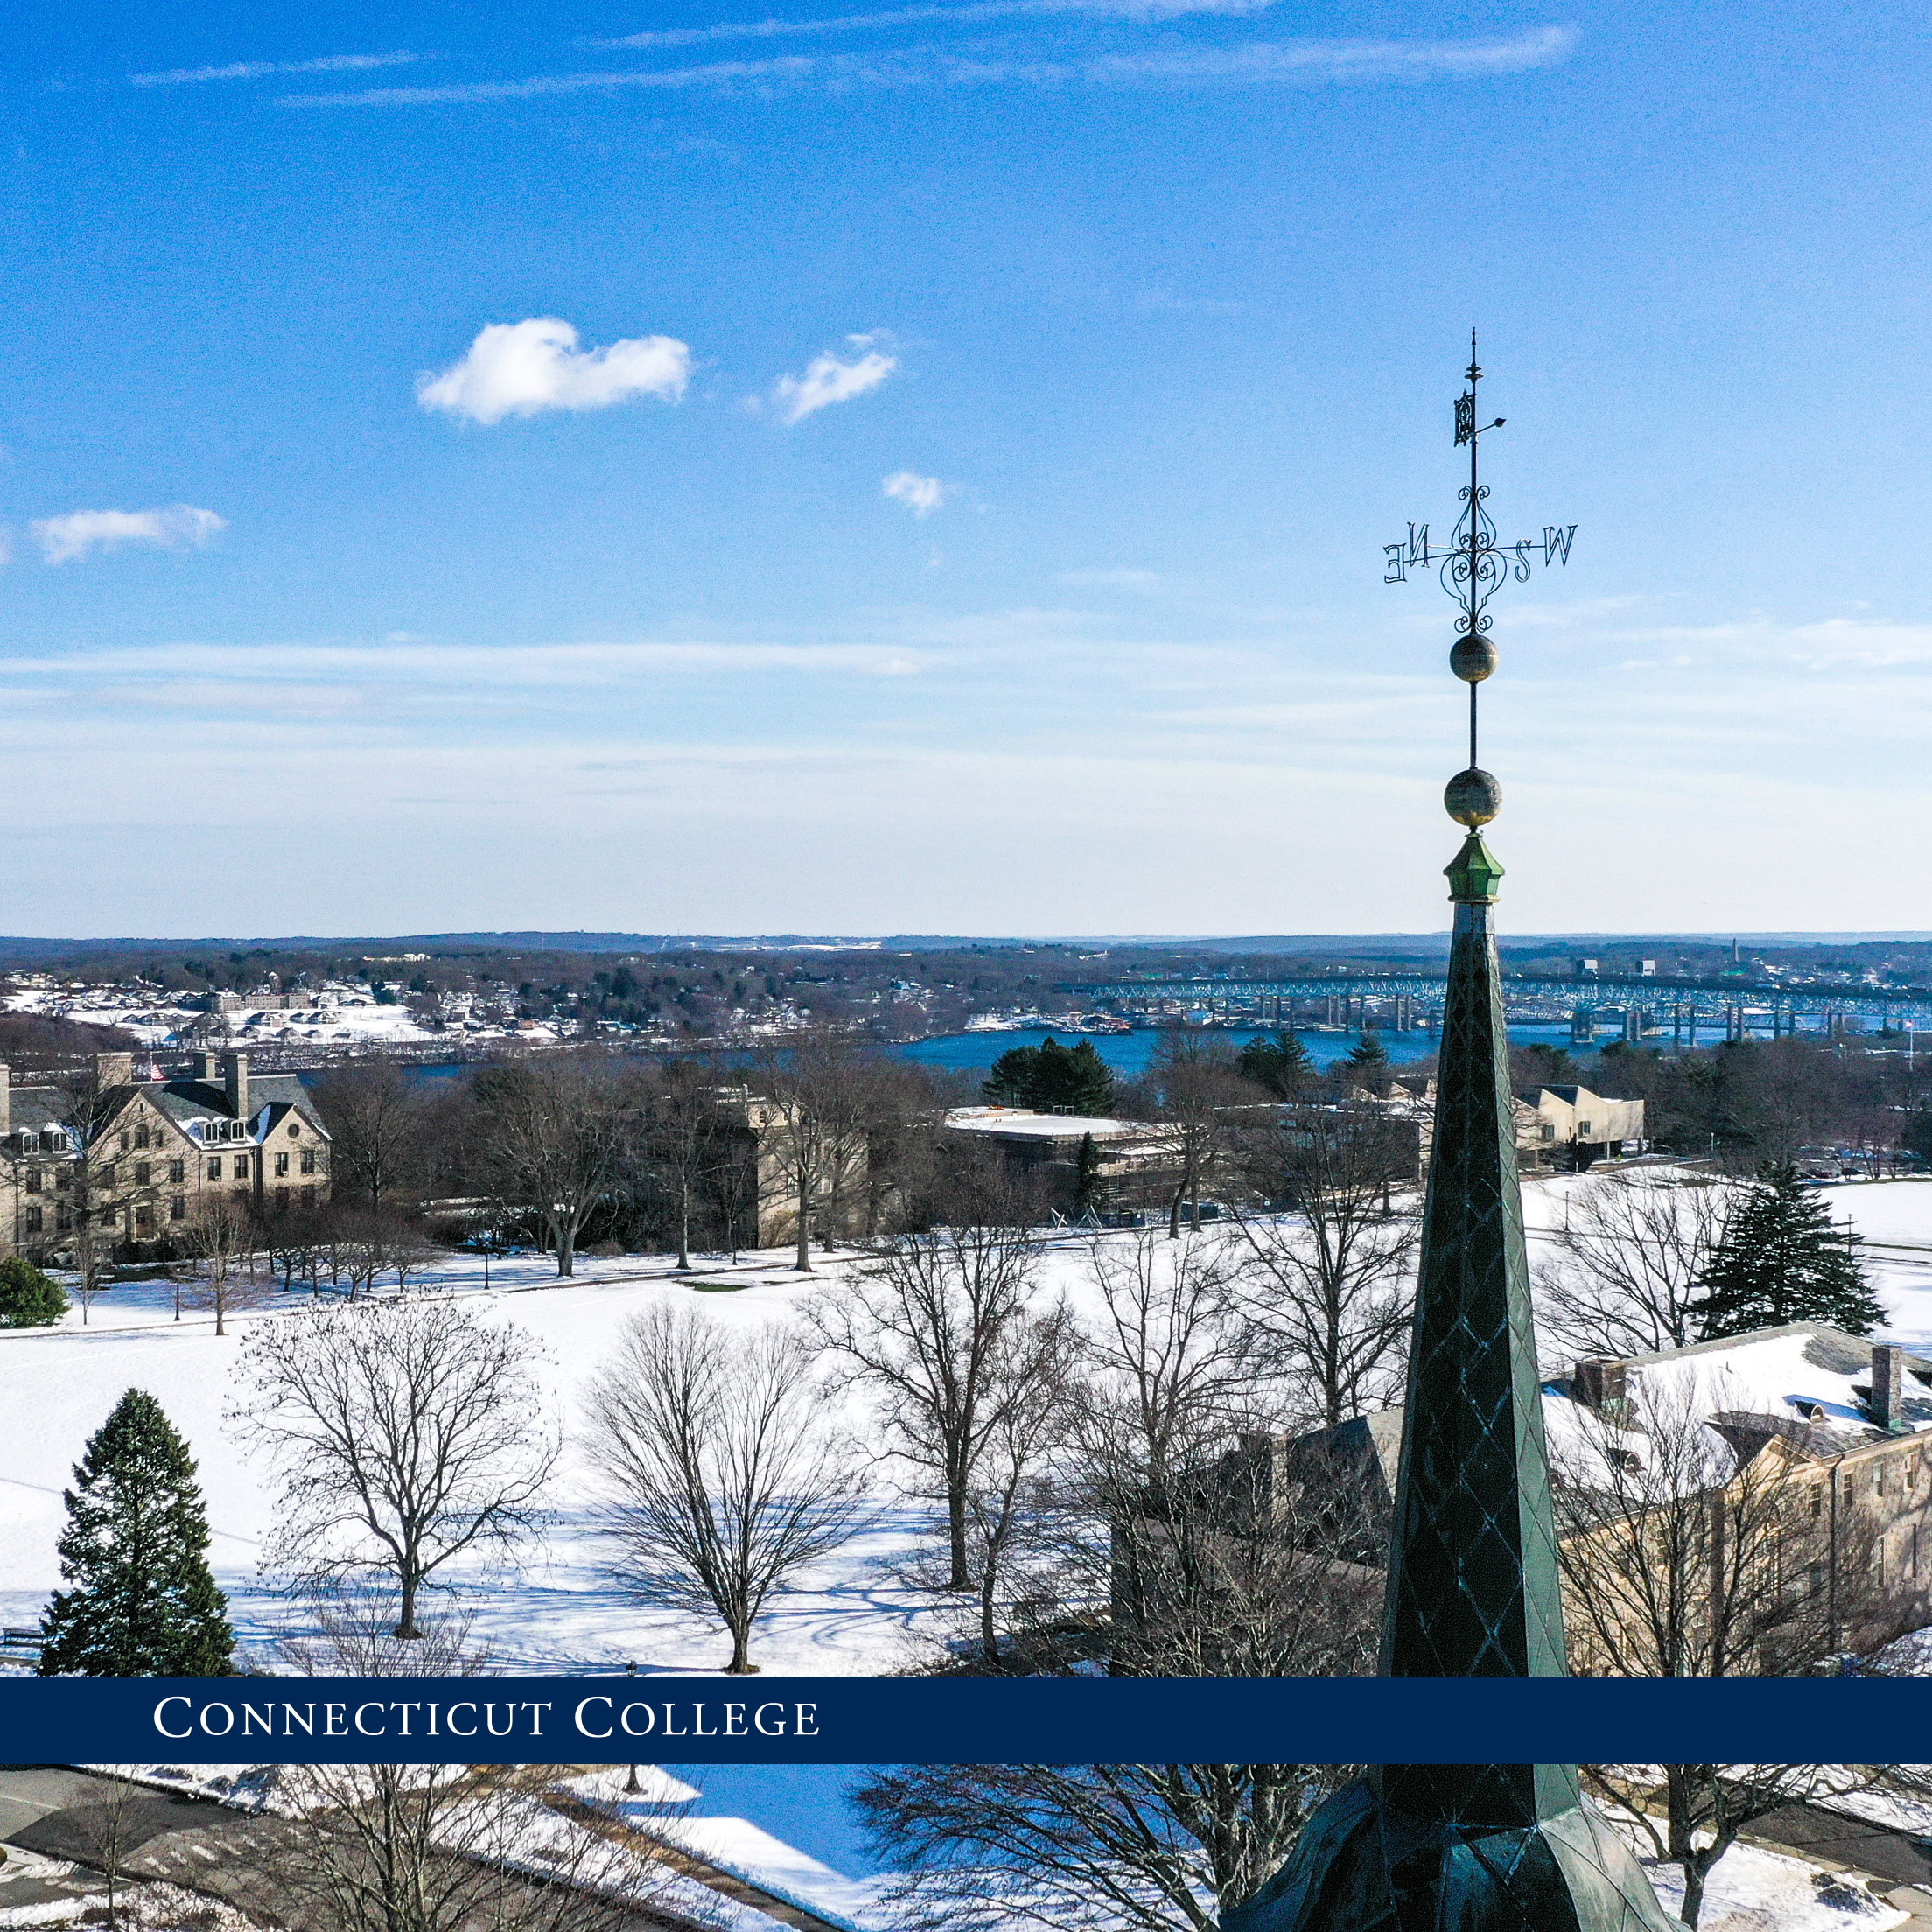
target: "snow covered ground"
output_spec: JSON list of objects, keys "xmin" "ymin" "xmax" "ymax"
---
[
  {"xmin": 0, "ymin": 1244, "xmax": 951, "ymax": 1674},
  {"xmin": 0, "ymin": 976, "xmax": 569, "ymax": 1054},
  {"xmin": 14, "ymin": 1172, "xmax": 1932, "ymax": 1677}
]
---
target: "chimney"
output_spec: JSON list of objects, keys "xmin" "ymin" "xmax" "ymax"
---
[
  {"xmin": 225, "ymin": 1053, "xmax": 249, "ymax": 1123},
  {"xmin": 94, "ymin": 1052, "xmax": 134, "ymax": 1090},
  {"xmin": 200, "ymin": 1052, "xmax": 220, "ymax": 1082},
  {"xmin": 1871, "ymin": 1343, "xmax": 1905, "ymax": 1432},
  {"xmin": 1573, "ymin": 1358, "xmax": 1629, "ymax": 1412}
]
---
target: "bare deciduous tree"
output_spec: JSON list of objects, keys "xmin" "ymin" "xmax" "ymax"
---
[
  {"xmin": 1555, "ymin": 1376, "xmax": 1922, "ymax": 1925},
  {"xmin": 179, "ymin": 1192, "xmax": 266, "ymax": 1336},
  {"xmin": 228, "ymin": 1298, "xmax": 558, "ymax": 1637},
  {"xmin": 640, "ymin": 1056, "xmax": 731, "ymax": 1270},
  {"xmin": 473, "ymin": 1057, "xmax": 635, "ymax": 1276},
  {"xmin": 955, "ymin": 1312, "xmax": 1077, "ymax": 1668},
  {"xmin": 263, "ymin": 1764, "xmax": 691, "ymax": 1932},
  {"xmin": 66, "ymin": 1777, "xmax": 144, "ymax": 1932},
  {"xmin": 274, "ymin": 1579, "xmax": 493, "ymax": 1676},
  {"xmin": 1078, "ymin": 1228, "xmax": 1255, "ymax": 1484},
  {"xmin": 808, "ymin": 1179, "xmax": 1050, "ymax": 1590},
  {"xmin": 855, "ymin": 1763, "xmax": 1348, "ymax": 1932},
  {"xmin": 1139, "ymin": 1030, "xmax": 1247, "ymax": 1240},
  {"xmin": 312, "ymin": 1061, "xmax": 431, "ymax": 1216},
  {"xmin": 48, "ymin": 1059, "xmax": 133, "ymax": 1324},
  {"xmin": 748, "ymin": 1028, "xmax": 885, "ymax": 1271},
  {"xmin": 1538, "ymin": 1169, "xmax": 1728, "ymax": 1362},
  {"xmin": 1232, "ymin": 1107, "xmax": 1418, "ymax": 1431},
  {"xmin": 584, "ymin": 1303, "xmax": 862, "ymax": 1673}
]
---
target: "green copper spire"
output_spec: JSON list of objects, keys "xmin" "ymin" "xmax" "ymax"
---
[{"xmin": 1226, "ymin": 342, "xmax": 1674, "ymax": 1932}]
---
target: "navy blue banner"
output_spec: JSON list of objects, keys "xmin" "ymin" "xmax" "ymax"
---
[{"xmin": 0, "ymin": 1675, "xmax": 1909, "ymax": 1764}]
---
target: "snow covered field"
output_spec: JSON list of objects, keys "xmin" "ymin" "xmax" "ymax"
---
[{"xmin": 13, "ymin": 1172, "xmax": 1932, "ymax": 1677}]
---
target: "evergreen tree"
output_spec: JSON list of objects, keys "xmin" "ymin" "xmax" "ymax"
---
[
  {"xmin": 1691, "ymin": 1163, "xmax": 1886, "ymax": 1340},
  {"xmin": 981, "ymin": 1035, "xmax": 1116, "ymax": 1116},
  {"xmin": 1073, "ymin": 1132, "xmax": 1103, "ymax": 1215},
  {"xmin": 0, "ymin": 1255, "xmax": 66, "ymax": 1327},
  {"xmin": 38, "ymin": 1389, "xmax": 234, "ymax": 1676},
  {"xmin": 1238, "ymin": 1027, "xmax": 1314, "ymax": 1098},
  {"xmin": 1344, "ymin": 1028, "xmax": 1391, "ymax": 1088}
]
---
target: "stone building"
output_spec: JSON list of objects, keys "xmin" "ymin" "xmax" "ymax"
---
[
  {"xmin": 0, "ymin": 1051, "xmax": 332, "ymax": 1259},
  {"xmin": 941, "ymin": 1107, "xmax": 1183, "ymax": 1216},
  {"xmin": 1513, "ymin": 1082, "xmax": 1647, "ymax": 1168},
  {"xmin": 1199, "ymin": 1322, "xmax": 1932, "ymax": 1668}
]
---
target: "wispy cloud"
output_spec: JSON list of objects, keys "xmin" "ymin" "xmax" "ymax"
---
[
  {"xmin": 282, "ymin": 26, "xmax": 1578, "ymax": 104},
  {"xmin": 589, "ymin": 0, "xmax": 1278, "ymax": 52},
  {"xmin": 769, "ymin": 336, "xmax": 898, "ymax": 423},
  {"xmin": 884, "ymin": 472, "xmax": 947, "ymax": 515},
  {"xmin": 32, "ymin": 506, "xmax": 225, "ymax": 564},
  {"xmin": 132, "ymin": 51, "xmax": 426, "ymax": 87},
  {"xmin": 416, "ymin": 318, "xmax": 691, "ymax": 424}
]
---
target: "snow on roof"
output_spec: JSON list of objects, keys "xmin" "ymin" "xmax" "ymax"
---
[
  {"xmin": 945, "ymin": 1106, "xmax": 1160, "ymax": 1140},
  {"xmin": 654, "ymin": 1814, "xmax": 892, "ymax": 1932},
  {"xmin": 1540, "ymin": 1324, "xmax": 1930, "ymax": 1491}
]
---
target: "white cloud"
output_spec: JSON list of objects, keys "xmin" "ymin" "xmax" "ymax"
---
[
  {"xmin": 32, "ymin": 506, "xmax": 226, "ymax": 564},
  {"xmin": 416, "ymin": 318, "xmax": 691, "ymax": 424},
  {"xmin": 133, "ymin": 51, "xmax": 424, "ymax": 86},
  {"xmin": 770, "ymin": 336, "xmax": 898, "ymax": 423},
  {"xmin": 590, "ymin": 0, "xmax": 1279, "ymax": 52},
  {"xmin": 883, "ymin": 471, "xmax": 946, "ymax": 516},
  {"xmin": 284, "ymin": 26, "xmax": 1576, "ymax": 104}
]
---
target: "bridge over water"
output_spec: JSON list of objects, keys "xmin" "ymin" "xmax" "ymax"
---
[{"xmin": 1067, "ymin": 972, "xmax": 1932, "ymax": 1045}]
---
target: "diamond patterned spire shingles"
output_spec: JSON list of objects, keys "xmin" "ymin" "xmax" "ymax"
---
[
  {"xmin": 1381, "ymin": 849, "xmax": 1567, "ymax": 1699},
  {"xmin": 1223, "ymin": 830, "xmax": 1678, "ymax": 1932}
]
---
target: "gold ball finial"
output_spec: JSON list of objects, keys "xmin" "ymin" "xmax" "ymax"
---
[{"xmin": 1445, "ymin": 766, "xmax": 1502, "ymax": 827}]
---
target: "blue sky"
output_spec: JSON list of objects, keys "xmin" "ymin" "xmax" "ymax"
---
[{"xmin": 4, "ymin": 3, "xmax": 1931, "ymax": 935}]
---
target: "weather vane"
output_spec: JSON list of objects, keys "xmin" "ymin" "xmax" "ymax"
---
[{"xmin": 1382, "ymin": 333, "xmax": 1576, "ymax": 827}]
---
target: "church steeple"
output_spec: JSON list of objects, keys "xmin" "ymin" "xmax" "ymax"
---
[{"xmin": 1225, "ymin": 344, "xmax": 1676, "ymax": 1932}]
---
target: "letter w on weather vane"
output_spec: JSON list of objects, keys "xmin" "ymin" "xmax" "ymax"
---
[{"xmin": 1380, "ymin": 336, "xmax": 1576, "ymax": 640}]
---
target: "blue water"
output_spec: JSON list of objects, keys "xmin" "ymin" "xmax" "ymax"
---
[
  {"xmin": 659, "ymin": 1763, "xmax": 883, "ymax": 1876},
  {"xmin": 897, "ymin": 1022, "xmax": 1577, "ymax": 1081}
]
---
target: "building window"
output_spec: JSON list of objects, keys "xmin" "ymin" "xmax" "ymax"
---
[
  {"xmin": 301, "ymin": 1185, "xmax": 315, "ymax": 1204},
  {"xmin": 275, "ymin": 1186, "xmax": 289, "ymax": 1211},
  {"xmin": 207, "ymin": 1157, "xmax": 222, "ymax": 1180},
  {"xmin": 170, "ymin": 1160, "xmax": 184, "ymax": 1183},
  {"xmin": 275, "ymin": 1152, "xmax": 290, "ymax": 1177},
  {"xmin": 171, "ymin": 1195, "xmax": 186, "ymax": 1222},
  {"xmin": 134, "ymin": 1163, "xmax": 150, "ymax": 1186},
  {"xmin": 118, "ymin": 1132, "xmax": 130, "ymax": 1152},
  {"xmin": 24, "ymin": 1168, "xmax": 40, "ymax": 1194},
  {"xmin": 53, "ymin": 1169, "xmax": 69, "ymax": 1193},
  {"xmin": 235, "ymin": 1154, "xmax": 250, "ymax": 1180},
  {"xmin": 135, "ymin": 1205, "xmax": 153, "ymax": 1234},
  {"xmin": 300, "ymin": 1150, "xmax": 317, "ymax": 1175},
  {"xmin": 1811, "ymin": 1488, "xmax": 1824, "ymax": 1520},
  {"xmin": 24, "ymin": 1207, "xmax": 41, "ymax": 1234},
  {"xmin": 1540, "ymin": 1124, "xmax": 1555, "ymax": 1142},
  {"xmin": 134, "ymin": 1127, "xmax": 149, "ymax": 1151},
  {"xmin": 289, "ymin": 1122, "xmax": 301, "ymax": 1138},
  {"xmin": 102, "ymin": 1162, "xmax": 116, "ymax": 1186}
]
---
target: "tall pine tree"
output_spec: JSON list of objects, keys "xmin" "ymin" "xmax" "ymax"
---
[
  {"xmin": 982, "ymin": 1035, "xmax": 1116, "ymax": 1115},
  {"xmin": 1238, "ymin": 1027, "xmax": 1314, "ymax": 1098},
  {"xmin": 1692, "ymin": 1163, "xmax": 1886, "ymax": 1340},
  {"xmin": 1344, "ymin": 1027, "xmax": 1391, "ymax": 1089},
  {"xmin": 38, "ymin": 1388, "xmax": 234, "ymax": 1676}
]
